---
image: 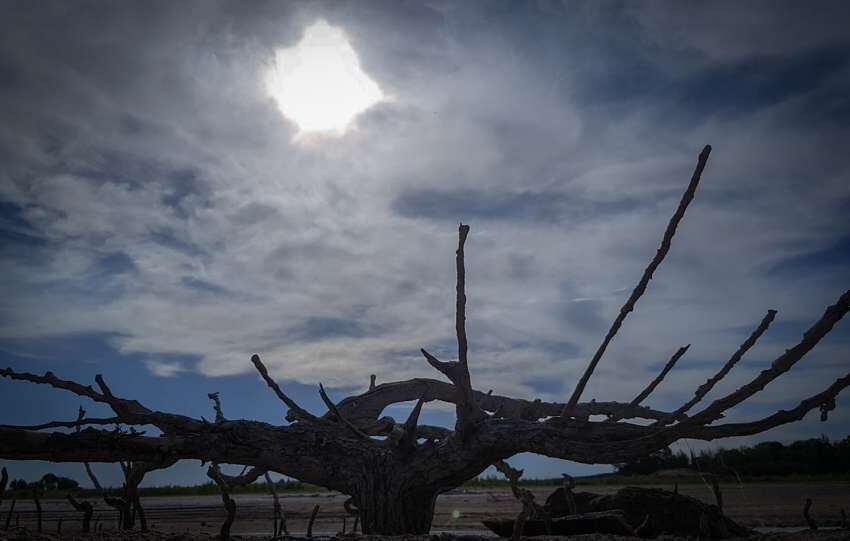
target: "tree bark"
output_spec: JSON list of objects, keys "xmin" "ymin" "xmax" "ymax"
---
[{"xmin": 355, "ymin": 485, "xmax": 437, "ymax": 535}]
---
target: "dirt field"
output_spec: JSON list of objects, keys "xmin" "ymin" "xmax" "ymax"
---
[{"xmin": 1, "ymin": 482, "xmax": 848, "ymax": 537}]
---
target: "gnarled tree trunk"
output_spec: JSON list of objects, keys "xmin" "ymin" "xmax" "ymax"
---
[{"xmin": 355, "ymin": 482, "xmax": 437, "ymax": 535}]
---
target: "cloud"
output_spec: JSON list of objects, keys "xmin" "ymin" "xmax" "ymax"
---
[
  {"xmin": 145, "ymin": 359, "xmax": 189, "ymax": 378},
  {"xmin": 0, "ymin": 0, "xmax": 848, "ymax": 460}
]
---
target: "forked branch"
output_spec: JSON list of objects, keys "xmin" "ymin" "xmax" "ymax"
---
[{"xmin": 420, "ymin": 223, "xmax": 484, "ymax": 435}]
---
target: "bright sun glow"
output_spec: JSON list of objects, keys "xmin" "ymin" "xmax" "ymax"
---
[{"xmin": 265, "ymin": 21, "xmax": 384, "ymax": 136}]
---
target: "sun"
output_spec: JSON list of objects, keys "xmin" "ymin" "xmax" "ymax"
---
[{"xmin": 265, "ymin": 20, "xmax": 384, "ymax": 136}]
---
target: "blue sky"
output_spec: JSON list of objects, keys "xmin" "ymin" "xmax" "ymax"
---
[{"xmin": 1, "ymin": 1, "xmax": 849, "ymax": 487}]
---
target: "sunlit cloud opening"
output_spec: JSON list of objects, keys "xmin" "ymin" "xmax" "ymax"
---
[{"xmin": 265, "ymin": 20, "xmax": 384, "ymax": 137}]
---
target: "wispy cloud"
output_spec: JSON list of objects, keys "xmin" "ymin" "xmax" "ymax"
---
[{"xmin": 0, "ymin": 1, "xmax": 848, "ymax": 458}]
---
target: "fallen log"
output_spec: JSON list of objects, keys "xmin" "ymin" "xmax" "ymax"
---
[
  {"xmin": 543, "ymin": 486, "xmax": 749, "ymax": 539},
  {"xmin": 483, "ymin": 510, "xmax": 635, "ymax": 537}
]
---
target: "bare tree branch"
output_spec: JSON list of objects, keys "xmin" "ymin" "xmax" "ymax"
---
[
  {"xmin": 565, "ymin": 145, "xmax": 712, "ymax": 412},
  {"xmin": 0, "ymin": 368, "xmax": 202, "ymax": 434},
  {"xmin": 318, "ymin": 383, "xmax": 368, "ymax": 439},
  {"xmin": 656, "ymin": 310, "xmax": 777, "ymax": 426},
  {"xmin": 419, "ymin": 223, "xmax": 486, "ymax": 436},
  {"xmin": 607, "ymin": 345, "xmax": 690, "ymax": 423},
  {"xmin": 85, "ymin": 462, "xmax": 131, "ymax": 529},
  {"xmin": 208, "ymin": 392, "xmax": 225, "ymax": 423},
  {"xmin": 335, "ymin": 377, "xmax": 678, "ymax": 424},
  {"xmin": 673, "ymin": 371, "xmax": 850, "ymax": 440},
  {"xmin": 398, "ymin": 395, "xmax": 426, "ymax": 452},
  {"xmin": 0, "ymin": 466, "xmax": 7, "ymax": 502},
  {"xmin": 456, "ymin": 222, "xmax": 470, "ymax": 370},
  {"xmin": 66, "ymin": 494, "xmax": 94, "ymax": 533},
  {"xmin": 207, "ymin": 464, "xmax": 264, "ymax": 541},
  {"xmin": 682, "ymin": 290, "xmax": 849, "ymax": 427},
  {"xmin": 264, "ymin": 472, "xmax": 286, "ymax": 537},
  {"xmin": 0, "ymin": 417, "xmax": 122, "ymax": 431},
  {"xmin": 251, "ymin": 354, "xmax": 317, "ymax": 423}
]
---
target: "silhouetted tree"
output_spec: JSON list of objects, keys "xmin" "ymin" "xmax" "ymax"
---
[{"xmin": 0, "ymin": 146, "xmax": 848, "ymax": 534}]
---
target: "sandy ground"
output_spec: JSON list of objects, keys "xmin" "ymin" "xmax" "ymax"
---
[{"xmin": 1, "ymin": 482, "xmax": 848, "ymax": 538}]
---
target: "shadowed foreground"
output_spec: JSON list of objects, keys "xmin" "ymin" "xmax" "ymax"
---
[{"xmin": 0, "ymin": 483, "xmax": 847, "ymax": 539}]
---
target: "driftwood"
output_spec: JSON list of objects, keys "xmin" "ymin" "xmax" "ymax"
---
[
  {"xmin": 265, "ymin": 472, "xmax": 287, "ymax": 537},
  {"xmin": 32, "ymin": 484, "xmax": 42, "ymax": 533},
  {"xmin": 0, "ymin": 146, "xmax": 848, "ymax": 534},
  {"xmin": 3, "ymin": 498, "xmax": 14, "ymax": 530},
  {"xmin": 709, "ymin": 474, "xmax": 723, "ymax": 514},
  {"xmin": 207, "ymin": 464, "xmax": 265, "ymax": 541},
  {"xmin": 121, "ymin": 457, "xmax": 176, "ymax": 531},
  {"xmin": 0, "ymin": 467, "xmax": 7, "ymax": 507},
  {"xmin": 541, "ymin": 486, "xmax": 748, "ymax": 539},
  {"xmin": 85, "ymin": 462, "xmax": 131, "ymax": 529},
  {"xmin": 803, "ymin": 498, "xmax": 818, "ymax": 531},
  {"xmin": 343, "ymin": 497, "xmax": 359, "ymax": 535},
  {"xmin": 560, "ymin": 474, "xmax": 577, "ymax": 516},
  {"xmin": 82, "ymin": 407, "xmax": 175, "ymax": 532},
  {"xmin": 307, "ymin": 504, "xmax": 320, "ymax": 538},
  {"xmin": 484, "ymin": 511, "xmax": 636, "ymax": 538},
  {"xmin": 0, "ymin": 467, "xmax": 7, "ymax": 530},
  {"xmin": 66, "ymin": 494, "xmax": 94, "ymax": 533}
]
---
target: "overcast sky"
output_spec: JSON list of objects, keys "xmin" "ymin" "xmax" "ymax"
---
[{"xmin": 1, "ymin": 1, "xmax": 849, "ymax": 487}]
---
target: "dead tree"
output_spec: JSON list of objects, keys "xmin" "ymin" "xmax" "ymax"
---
[
  {"xmin": 208, "ymin": 464, "xmax": 265, "ymax": 541},
  {"xmin": 4, "ymin": 498, "xmax": 14, "ymax": 531},
  {"xmin": 120, "ymin": 457, "xmax": 176, "ymax": 531},
  {"xmin": 0, "ymin": 146, "xmax": 849, "ymax": 534},
  {"xmin": 32, "ymin": 483, "xmax": 42, "ymax": 533},
  {"xmin": 344, "ymin": 497, "xmax": 359, "ymax": 535},
  {"xmin": 560, "ymin": 474, "xmax": 577, "ymax": 516},
  {"xmin": 494, "ymin": 460, "xmax": 551, "ymax": 539},
  {"xmin": 803, "ymin": 498, "xmax": 818, "ymax": 531},
  {"xmin": 85, "ymin": 462, "xmax": 131, "ymax": 529},
  {"xmin": 0, "ymin": 467, "xmax": 7, "ymax": 516},
  {"xmin": 75, "ymin": 405, "xmax": 174, "ymax": 531},
  {"xmin": 66, "ymin": 494, "xmax": 94, "ymax": 533},
  {"xmin": 264, "ymin": 472, "xmax": 286, "ymax": 537},
  {"xmin": 306, "ymin": 504, "xmax": 320, "ymax": 538}
]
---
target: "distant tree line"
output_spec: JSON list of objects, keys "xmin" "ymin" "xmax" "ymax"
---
[
  {"xmin": 4, "ymin": 472, "xmax": 308, "ymax": 495},
  {"xmin": 7, "ymin": 472, "xmax": 79, "ymax": 491},
  {"xmin": 615, "ymin": 436, "xmax": 850, "ymax": 476}
]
